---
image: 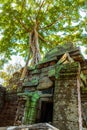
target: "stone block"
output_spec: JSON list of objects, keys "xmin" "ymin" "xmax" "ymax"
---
[
  {"xmin": 48, "ymin": 68, "xmax": 55, "ymax": 77},
  {"xmin": 53, "ymin": 120, "xmax": 79, "ymax": 130},
  {"xmin": 53, "ymin": 61, "xmax": 81, "ymax": 130},
  {"xmin": 37, "ymin": 77, "xmax": 53, "ymax": 90},
  {"xmin": 23, "ymin": 79, "xmax": 38, "ymax": 87}
]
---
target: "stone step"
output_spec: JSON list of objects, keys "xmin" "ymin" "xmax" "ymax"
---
[{"xmin": 0, "ymin": 127, "xmax": 7, "ymax": 130}]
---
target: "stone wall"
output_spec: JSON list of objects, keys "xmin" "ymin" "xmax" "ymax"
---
[
  {"xmin": 80, "ymin": 61, "xmax": 87, "ymax": 127},
  {"xmin": 0, "ymin": 86, "xmax": 6, "ymax": 111},
  {"xmin": 53, "ymin": 63, "xmax": 82, "ymax": 130},
  {"xmin": 0, "ymin": 92, "xmax": 18, "ymax": 126},
  {"xmin": 5, "ymin": 92, "xmax": 18, "ymax": 102}
]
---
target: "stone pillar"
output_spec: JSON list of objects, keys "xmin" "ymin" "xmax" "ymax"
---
[{"xmin": 53, "ymin": 63, "xmax": 82, "ymax": 130}]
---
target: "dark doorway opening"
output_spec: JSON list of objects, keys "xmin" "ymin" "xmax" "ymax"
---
[{"xmin": 40, "ymin": 101, "xmax": 53, "ymax": 123}]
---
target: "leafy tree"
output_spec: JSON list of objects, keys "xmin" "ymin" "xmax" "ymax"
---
[
  {"xmin": 0, "ymin": 0, "xmax": 87, "ymax": 67},
  {"xmin": 0, "ymin": 63, "xmax": 22, "ymax": 90},
  {"xmin": 5, "ymin": 63, "xmax": 22, "ymax": 75},
  {"xmin": 0, "ymin": 71, "xmax": 11, "ymax": 87}
]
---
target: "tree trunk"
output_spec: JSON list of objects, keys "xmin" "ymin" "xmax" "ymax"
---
[
  {"xmin": 20, "ymin": 48, "xmax": 31, "ymax": 80},
  {"xmin": 30, "ymin": 26, "xmax": 41, "ymax": 65},
  {"xmin": 20, "ymin": 26, "xmax": 41, "ymax": 80}
]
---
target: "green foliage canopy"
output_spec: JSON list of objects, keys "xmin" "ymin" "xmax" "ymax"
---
[
  {"xmin": 0, "ymin": 63, "xmax": 22, "ymax": 87},
  {"xmin": 0, "ymin": 0, "xmax": 87, "ymax": 66}
]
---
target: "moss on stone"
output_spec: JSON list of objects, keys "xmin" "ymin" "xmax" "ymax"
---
[
  {"xmin": 55, "ymin": 64, "xmax": 63, "ymax": 79},
  {"xmin": 23, "ymin": 79, "xmax": 38, "ymax": 87},
  {"xmin": 37, "ymin": 57, "xmax": 57, "ymax": 65},
  {"xmin": 46, "ymin": 48, "xmax": 58, "ymax": 56},
  {"xmin": 48, "ymin": 68, "xmax": 55, "ymax": 77},
  {"xmin": 28, "ymin": 65, "xmax": 36, "ymax": 71},
  {"xmin": 81, "ymin": 87, "xmax": 87, "ymax": 91}
]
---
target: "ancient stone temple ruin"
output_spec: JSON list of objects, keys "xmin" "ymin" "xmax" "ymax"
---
[{"xmin": 0, "ymin": 44, "xmax": 87, "ymax": 130}]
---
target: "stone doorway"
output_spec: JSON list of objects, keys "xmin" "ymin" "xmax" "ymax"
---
[{"xmin": 40, "ymin": 100, "xmax": 53, "ymax": 123}]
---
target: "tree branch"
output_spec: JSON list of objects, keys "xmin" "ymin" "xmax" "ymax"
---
[
  {"xmin": 40, "ymin": 15, "xmax": 64, "ymax": 30},
  {"xmin": 38, "ymin": 33, "xmax": 56, "ymax": 46},
  {"xmin": 36, "ymin": 0, "xmax": 45, "ymax": 24},
  {"xmin": 19, "ymin": 19, "xmax": 31, "ymax": 33},
  {"xmin": 14, "ymin": 0, "xmax": 32, "ymax": 33},
  {"xmin": 38, "ymin": 33, "xmax": 48, "ymax": 42},
  {"xmin": 20, "ymin": 0, "xmax": 25, "ymax": 14},
  {"xmin": 14, "ymin": 16, "xmax": 31, "ymax": 33},
  {"xmin": 20, "ymin": 39, "xmax": 32, "ymax": 80}
]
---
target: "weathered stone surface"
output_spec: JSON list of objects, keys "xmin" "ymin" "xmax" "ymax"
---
[
  {"xmin": 83, "ymin": 128, "xmax": 87, "ymax": 130},
  {"xmin": 55, "ymin": 62, "xmax": 79, "ymax": 79},
  {"xmin": 37, "ymin": 77, "xmax": 53, "ymax": 90},
  {"xmin": 53, "ymin": 63, "xmax": 81, "ymax": 130},
  {"xmin": 45, "ymin": 43, "xmax": 75, "ymax": 59},
  {"xmin": 23, "ymin": 86, "xmax": 36, "ymax": 91},
  {"xmin": 1, "ymin": 45, "xmax": 86, "ymax": 128},
  {"xmin": 0, "ymin": 92, "xmax": 18, "ymax": 127},
  {"xmin": 53, "ymin": 121, "xmax": 79, "ymax": 130},
  {"xmin": 0, "ymin": 127, "xmax": 7, "ymax": 130},
  {"xmin": 40, "ymin": 72, "xmax": 48, "ymax": 78},
  {"xmin": 0, "ymin": 86, "xmax": 6, "ymax": 111},
  {"xmin": 28, "ymin": 66, "xmax": 36, "ymax": 71},
  {"xmin": 38, "ymin": 57, "xmax": 57, "ymax": 65},
  {"xmin": 5, "ymin": 92, "xmax": 18, "ymax": 101},
  {"xmin": 7, "ymin": 123, "xmax": 59, "ymax": 130},
  {"xmin": 48, "ymin": 68, "xmax": 55, "ymax": 77},
  {"xmin": 23, "ymin": 79, "xmax": 38, "ymax": 87},
  {"xmin": 14, "ymin": 97, "xmax": 25, "ymax": 126},
  {"xmin": 41, "ymin": 67, "xmax": 49, "ymax": 73},
  {"xmin": 23, "ymin": 75, "xmax": 40, "ymax": 87},
  {"xmin": 31, "ymin": 69, "xmax": 41, "ymax": 74},
  {"xmin": 8, "ymin": 71, "xmax": 22, "ymax": 92}
]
